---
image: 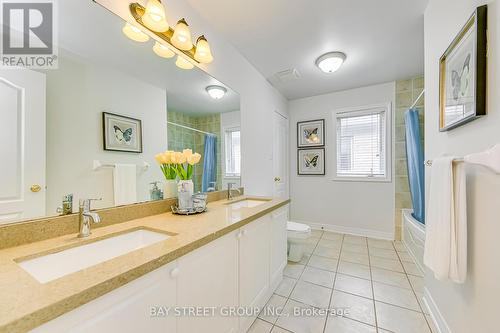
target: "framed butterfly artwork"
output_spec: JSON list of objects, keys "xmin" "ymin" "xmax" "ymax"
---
[
  {"xmin": 297, "ymin": 119, "xmax": 325, "ymax": 147},
  {"xmin": 439, "ymin": 5, "xmax": 487, "ymax": 131},
  {"xmin": 298, "ymin": 148, "xmax": 325, "ymax": 175},
  {"xmin": 102, "ymin": 112, "xmax": 143, "ymax": 153}
]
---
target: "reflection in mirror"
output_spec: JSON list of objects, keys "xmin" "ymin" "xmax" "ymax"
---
[{"xmin": 0, "ymin": 0, "xmax": 240, "ymax": 225}]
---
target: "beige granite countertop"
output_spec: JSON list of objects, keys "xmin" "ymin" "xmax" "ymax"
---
[{"xmin": 0, "ymin": 196, "xmax": 290, "ymax": 333}]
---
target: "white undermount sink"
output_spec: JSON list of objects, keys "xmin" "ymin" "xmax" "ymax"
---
[
  {"xmin": 17, "ymin": 229, "xmax": 170, "ymax": 283},
  {"xmin": 227, "ymin": 199, "xmax": 269, "ymax": 210}
]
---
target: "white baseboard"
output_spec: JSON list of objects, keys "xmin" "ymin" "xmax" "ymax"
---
[
  {"xmin": 299, "ymin": 221, "xmax": 394, "ymax": 240},
  {"xmin": 422, "ymin": 287, "xmax": 451, "ymax": 333}
]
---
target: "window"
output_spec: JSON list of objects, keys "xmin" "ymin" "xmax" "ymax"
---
[
  {"xmin": 335, "ymin": 105, "xmax": 389, "ymax": 180},
  {"xmin": 224, "ymin": 127, "xmax": 241, "ymax": 177}
]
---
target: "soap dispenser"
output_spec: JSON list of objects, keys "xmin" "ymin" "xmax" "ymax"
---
[{"xmin": 150, "ymin": 182, "xmax": 164, "ymax": 201}]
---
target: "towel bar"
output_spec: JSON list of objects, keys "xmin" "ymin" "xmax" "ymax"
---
[
  {"xmin": 92, "ymin": 160, "xmax": 150, "ymax": 171},
  {"xmin": 424, "ymin": 143, "xmax": 500, "ymax": 173}
]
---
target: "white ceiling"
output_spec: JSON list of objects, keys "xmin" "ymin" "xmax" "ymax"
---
[
  {"xmin": 185, "ymin": 0, "xmax": 428, "ymax": 100},
  {"xmin": 57, "ymin": 0, "xmax": 239, "ymax": 115}
]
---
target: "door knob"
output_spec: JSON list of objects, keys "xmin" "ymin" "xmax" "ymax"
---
[
  {"xmin": 30, "ymin": 184, "xmax": 42, "ymax": 193},
  {"xmin": 274, "ymin": 177, "xmax": 281, "ymax": 182}
]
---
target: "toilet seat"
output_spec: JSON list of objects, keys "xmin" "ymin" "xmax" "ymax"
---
[{"xmin": 287, "ymin": 221, "xmax": 311, "ymax": 239}]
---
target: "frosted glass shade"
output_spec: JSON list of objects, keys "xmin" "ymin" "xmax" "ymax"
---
[
  {"xmin": 171, "ymin": 18, "xmax": 193, "ymax": 51},
  {"xmin": 142, "ymin": 0, "xmax": 169, "ymax": 32},
  {"xmin": 122, "ymin": 23, "xmax": 150, "ymax": 42},
  {"xmin": 194, "ymin": 35, "xmax": 213, "ymax": 64},
  {"xmin": 175, "ymin": 55, "xmax": 194, "ymax": 70},
  {"xmin": 153, "ymin": 42, "xmax": 175, "ymax": 58}
]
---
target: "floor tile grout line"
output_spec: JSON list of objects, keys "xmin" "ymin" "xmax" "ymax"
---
[
  {"xmin": 394, "ymin": 241, "xmax": 433, "ymax": 332},
  {"xmin": 365, "ymin": 237, "xmax": 380, "ymax": 333},
  {"xmin": 321, "ymin": 233, "xmax": 345, "ymax": 333}
]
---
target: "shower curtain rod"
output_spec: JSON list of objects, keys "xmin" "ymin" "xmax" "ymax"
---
[
  {"xmin": 167, "ymin": 121, "xmax": 215, "ymax": 136},
  {"xmin": 410, "ymin": 89, "xmax": 425, "ymax": 109}
]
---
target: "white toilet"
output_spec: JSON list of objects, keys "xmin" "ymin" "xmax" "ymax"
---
[{"xmin": 287, "ymin": 221, "xmax": 312, "ymax": 262}]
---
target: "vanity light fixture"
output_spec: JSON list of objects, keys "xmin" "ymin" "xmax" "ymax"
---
[
  {"xmin": 171, "ymin": 18, "xmax": 193, "ymax": 51},
  {"xmin": 206, "ymin": 85, "xmax": 227, "ymax": 100},
  {"xmin": 127, "ymin": 2, "xmax": 214, "ymax": 64},
  {"xmin": 194, "ymin": 35, "xmax": 213, "ymax": 64},
  {"xmin": 315, "ymin": 52, "xmax": 346, "ymax": 73},
  {"xmin": 122, "ymin": 22, "xmax": 150, "ymax": 42},
  {"xmin": 153, "ymin": 41, "xmax": 175, "ymax": 58},
  {"xmin": 175, "ymin": 55, "xmax": 194, "ymax": 70},
  {"xmin": 141, "ymin": 0, "xmax": 169, "ymax": 32}
]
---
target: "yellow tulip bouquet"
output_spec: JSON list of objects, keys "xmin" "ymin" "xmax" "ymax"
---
[{"xmin": 155, "ymin": 149, "xmax": 202, "ymax": 181}]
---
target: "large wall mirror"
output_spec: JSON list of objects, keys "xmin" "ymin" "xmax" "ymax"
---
[{"xmin": 0, "ymin": 0, "xmax": 240, "ymax": 225}]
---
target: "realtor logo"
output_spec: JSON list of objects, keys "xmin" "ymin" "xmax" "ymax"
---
[{"xmin": 1, "ymin": 0, "xmax": 58, "ymax": 68}]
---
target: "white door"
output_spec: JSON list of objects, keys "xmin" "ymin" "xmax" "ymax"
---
[
  {"xmin": 238, "ymin": 215, "xmax": 271, "ymax": 332},
  {"xmin": 177, "ymin": 231, "xmax": 239, "ymax": 333},
  {"xmin": 0, "ymin": 68, "xmax": 46, "ymax": 224},
  {"xmin": 273, "ymin": 111, "xmax": 289, "ymax": 198}
]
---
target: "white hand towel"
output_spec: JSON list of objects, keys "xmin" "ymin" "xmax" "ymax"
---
[
  {"xmin": 424, "ymin": 156, "xmax": 467, "ymax": 283},
  {"xmin": 113, "ymin": 164, "xmax": 137, "ymax": 206}
]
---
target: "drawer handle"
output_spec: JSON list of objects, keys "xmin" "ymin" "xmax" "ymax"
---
[
  {"xmin": 237, "ymin": 231, "xmax": 242, "ymax": 239},
  {"xmin": 242, "ymin": 230, "xmax": 248, "ymax": 236},
  {"xmin": 170, "ymin": 267, "xmax": 179, "ymax": 278}
]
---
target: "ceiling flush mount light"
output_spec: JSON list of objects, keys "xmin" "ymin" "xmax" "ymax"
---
[
  {"xmin": 315, "ymin": 52, "xmax": 346, "ymax": 73},
  {"xmin": 172, "ymin": 18, "xmax": 193, "ymax": 51},
  {"xmin": 206, "ymin": 85, "xmax": 227, "ymax": 100},
  {"xmin": 194, "ymin": 35, "xmax": 213, "ymax": 64},
  {"xmin": 141, "ymin": 0, "xmax": 169, "ymax": 32},
  {"xmin": 127, "ymin": 2, "xmax": 214, "ymax": 64},
  {"xmin": 153, "ymin": 41, "xmax": 175, "ymax": 58},
  {"xmin": 175, "ymin": 55, "xmax": 194, "ymax": 70},
  {"xmin": 122, "ymin": 22, "xmax": 150, "ymax": 42}
]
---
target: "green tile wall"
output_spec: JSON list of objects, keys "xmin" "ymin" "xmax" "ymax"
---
[
  {"xmin": 394, "ymin": 76, "xmax": 425, "ymax": 240},
  {"xmin": 167, "ymin": 111, "xmax": 222, "ymax": 193}
]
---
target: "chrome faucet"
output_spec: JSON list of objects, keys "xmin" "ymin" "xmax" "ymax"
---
[
  {"xmin": 78, "ymin": 198, "xmax": 102, "ymax": 238},
  {"xmin": 227, "ymin": 183, "xmax": 241, "ymax": 200}
]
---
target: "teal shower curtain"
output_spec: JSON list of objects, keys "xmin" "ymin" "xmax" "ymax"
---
[
  {"xmin": 202, "ymin": 134, "xmax": 217, "ymax": 192},
  {"xmin": 404, "ymin": 109, "xmax": 425, "ymax": 224}
]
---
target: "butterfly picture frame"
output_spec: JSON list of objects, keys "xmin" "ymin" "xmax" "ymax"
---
[
  {"xmin": 102, "ymin": 112, "xmax": 143, "ymax": 153},
  {"xmin": 439, "ymin": 5, "xmax": 487, "ymax": 131},
  {"xmin": 297, "ymin": 119, "xmax": 325, "ymax": 147},
  {"xmin": 298, "ymin": 148, "xmax": 325, "ymax": 175}
]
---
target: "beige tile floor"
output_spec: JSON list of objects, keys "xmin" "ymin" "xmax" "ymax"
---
[{"xmin": 248, "ymin": 230, "xmax": 436, "ymax": 333}]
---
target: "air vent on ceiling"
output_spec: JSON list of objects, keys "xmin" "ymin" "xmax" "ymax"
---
[{"xmin": 275, "ymin": 68, "xmax": 301, "ymax": 83}]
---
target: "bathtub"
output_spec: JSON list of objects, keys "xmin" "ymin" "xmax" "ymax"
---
[{"xmin": 402, "ymin": 209, "xmax": 426, "ymax": 272}]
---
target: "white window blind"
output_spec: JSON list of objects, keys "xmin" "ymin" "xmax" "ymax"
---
[
  {"xmin": 225, "ymin": 128, "xmax": 241, "ymax": 177},
  {"xmin": 336, "ymin": 108, "xmax": 387, "ymax": 179}
]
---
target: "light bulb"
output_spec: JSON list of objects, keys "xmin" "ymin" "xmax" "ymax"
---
[
  {"xmin": 175, "ymin": 55, "xmax": 194, "ymax": 70},
  {"xmin": 122, "ymin": 22, "xmax": 150, "ymax": 42},
  {"xmin": 194, "ymin": 35, "xmax": 213, "ymax": 64},
  {"xmin": 206, "ymin": 85, "xmax": 227, "ymax": 99},
  {"xmin": 141, "ymin": 0, "xmax": 169, "ymax": 32},
  {"xmin": 315, "ymin": 52, "xmax": 346, "ymax": 73},
  {"xmin": 171, "ymin": 18, "xmax": 193, "ymax": 51},
  {"xmin": 153, "ymin": 41, "xmax": 175, "ymax": 58}
]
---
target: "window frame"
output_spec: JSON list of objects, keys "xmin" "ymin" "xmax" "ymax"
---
[
  {"xmin": 332, "ymin": 103, "xmax": 392, "ymax": 183},
  {"xmin": 223, "ymin": 126, "xmax": 241, "ymax": 178}
]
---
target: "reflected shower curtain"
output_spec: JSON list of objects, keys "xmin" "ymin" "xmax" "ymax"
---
[
  {"xmin": 202, "ymin": 134, "xmax": 217, "ymax": 192},
  {"xmin": 405, "ymin": 109, "xmax": 425, "ymax": 224}
]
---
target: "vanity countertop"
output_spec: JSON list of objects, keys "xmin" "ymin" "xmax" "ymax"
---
[{"xmin": 0, "ymin": 196, "xmax": 290, "ymax": 333}]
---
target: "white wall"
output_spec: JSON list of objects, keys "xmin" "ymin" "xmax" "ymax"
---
[
  {"xmin": 97, "ymin": 0, "xmax": 288, "ymax": 197},
  {"xmin": 424, "ymin": 1, "xmax": 500, "ymax": 332},
  {"xmin": 220, "ymin": 111, "xmax": 241, "ymax": 189},
  {"xmin": 46, "ymin": 53, "xmax": 166, "ymax": 213},
  {"xmin": 288, "ymin": 82, "xmax": 396, "ymax": 239}
]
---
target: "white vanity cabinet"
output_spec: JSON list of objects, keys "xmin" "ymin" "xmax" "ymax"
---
[
  {"xmin": 31, "ymin": 261, "xmax": 179, "ymax": 333},
  {"xmin": 177, "ymin": 230, "xmax": 239, "ymax": 333},
  {"xmin": 30, "ymin": 206, "xmax": 288, "ymax": 333},
  {"xmin": 238, "ymin": 215, "xmax": 271, "ymax": 332},
  {"xmin": 269, "ymin": 206, "xmax": 288, "ymax": 290}
]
